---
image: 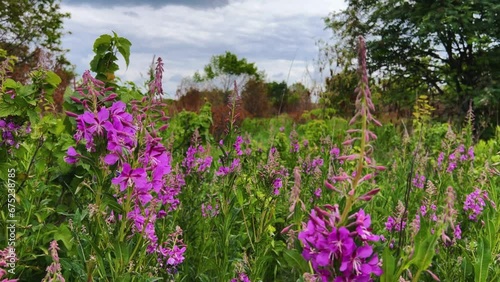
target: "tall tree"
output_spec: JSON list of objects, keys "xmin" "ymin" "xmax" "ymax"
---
[
  {"xmin": 0, "ymin": 0, "xmax": 71, "ymax": 82},
  {"xmin": 0, "ymin": 0, "xmax": 70, "ymax": 54},
  {"xmin": 326, "ymin": 0, "xmax": 500, "ymax": 126},
  {"xmin": 193, "ymin": 51, "xmax": 261, "ymax": 94},
  {"xmin": 241, "ymin": 78, "xmax": 270, "ymax": 117}
]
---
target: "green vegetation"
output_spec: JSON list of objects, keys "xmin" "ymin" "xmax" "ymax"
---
[{"xmin": 0, "ymin": 0, "xmax": 499, "ymax": 281}]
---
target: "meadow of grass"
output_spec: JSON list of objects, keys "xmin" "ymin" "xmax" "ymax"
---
[{"xmin": 0, "ymin": 35, "xmax": 499, "ymax": 282}]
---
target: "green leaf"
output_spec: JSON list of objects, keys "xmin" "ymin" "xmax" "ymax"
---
[
  {"xmin": 116, "ymin": 37, "xmax": 132, "ymax": 68},
  {"xmin": 409, "ymin": 223, "xmax": 440, "ymax": 272},
  {"xmin": 474, "ymin": 237, "xmax": 492, "ymax": 282},
  {"xmin": 90, "ymin": 54, "xmax": 102, "ymax": 73},
  {"xmin": 93, "ymin": 34, "xmax": 113, "ymax": 53},
  {"xmin": 3, "ymin": 78, "xmax": 18, "ymax": 89},
  {"xmin": 54, "ymin": 224, "xmax": 74, "ymax": 250},
  {"xmin": 45, "ymin": 71, "xmax": 62, "ymax": 88},
  {"xmin": 282, "ymin": 249, "xmax": 309, "ymax": 273},
  {"xmin": 0, "ymin": 101, "xmax": 22, "ymax": 117},
  {"xmin": 381, "ymin": 247, "xmax": 396, "ymax": 282}
]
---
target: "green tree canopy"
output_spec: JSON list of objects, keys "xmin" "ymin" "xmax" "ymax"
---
[
  {"xmin": 325, "ymin": 0, "xmax": 500, "ymax": 128},
  {"xmin": 0, "ymin": 0, "xmax": 69, "ymax": 53},
  {"xmin": 193, "ymin": 51, "xmax": 261, "ymax": 93},
  {"xmin": 0, "ymin": 0, "xmax": 71, "ymax": 82}
]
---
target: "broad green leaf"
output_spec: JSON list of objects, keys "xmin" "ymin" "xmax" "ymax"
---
[
  {"xmin": 409, "ymin": 223, "xmax": 440, "ymax": 272},
  {"xmin": 282, "ymin": 249, "xmax": 309, "ymax": 273},
  {"xmin": 0, "ymin": 102, "xmax": 22, "ymax": 117},
  {"xmin": 116, "ymin": 37, "xmax": 132, "ymax": 68},
  {"xmin": 474, "ymin": 237, "xmax": 492, "ymax": 282},
  {"xmin": 54, "ymin": 224, "xmax": 73, "ymax": 250},
  {"xmin": 3, "ymin": 78, "xmax": 18, "ymax": 89},
  {"xmin": 45, "ymin": 71, "xmax": 62, "ymax": 88},
  {"xmin": 93, "ymin": 34, "xmax": 113, "ymax": 53},
  {"xmin": 90, "ymin": 54, "xmax": 102, "ymax": 73},
  {"xmin": 381, "ymin": 247, "xmax": 396, "ymax": 282}
]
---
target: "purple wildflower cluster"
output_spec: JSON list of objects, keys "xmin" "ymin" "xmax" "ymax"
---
[
  {"xmin": 182, "ymin": 145, "xmax": 213, "ymax": 174},
  {"xmin": 148, "ymin": 57, "xmax": 164, "ymax": 95},
  {"xmin": 215, "ymin": 136, "xmax": 250, "ymax": 177},
  {"xmin": 384, "ymin": 216, "xmax": 406, "ymax": 232},
  {"xmin": 234, "ymin": 135, "xmax": 252, "ymax": 156},
  {"xmin": 296, "ymin": 37, "xmax": 385, "ymax": 281},
  {"xmin": 65, "ymin": 59, "xmax": 186, "ymax": 271},
  {"xmin": 463, "ymin": 188, "xmax": 496, "ymax": 221},
  {"xmin": 330, "ymin": 147, "xmax": 340, "ymax": 160},
  {"xmin": 259, "ymin": 147, "xmax": 288, "ymax": 195},
  {"xmin": 273, "ymin": 177, "xmax": 283, "ymax": 195},
  {"xmin": 0, "ymin": 247, "xmax": 18, "ymax": 282},
  {"xmin": 289, "ymin": 129, "xmax": 300, "ymax": 153},
  {"xmin": 68, "ymin": 100, "xmax": 136, "ymax": 161},
  {"xmin": 216, "ymin": 158, "xmax": 241, "ymax": 176},
  {"xmin": 42, "ymin": 241, "xmax": 64, "ymax": 282},
  {"xmin": 302, "ymin": 156, "xmax": 324, "ymax": 175},
  {"xmin": 156, "ymin": 226, "xmax": 186, "ymax": 270},
  {"xmin": 299, "ymin": 207, "xmax": 382, "ymax": 281},
  {"xmin": 411, "ymin": 173, "xmax": 426, "ymax": 189},
  {"xmin": 437, "ymin": 144, "xmax": 474, "ymax": 173},
  {"xmin": 201, "ymin": 200, "xmax": 220, "ymax": 218},
  {"xmin": 0, "ymin": 119, "xmax": 30, "ymax": 149},
  {"xmin": 231, "ymin": 272, "xmax": 251, "ymax": 282}
]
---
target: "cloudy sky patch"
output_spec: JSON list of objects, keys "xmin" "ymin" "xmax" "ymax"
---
[{"xmin": 61, "ymin": 0, "xmax": 346, "ymax": 97}]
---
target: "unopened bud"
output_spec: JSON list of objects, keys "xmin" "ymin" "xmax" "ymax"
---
[{"xmin": 65, "ymin": 111, "xmax": 79, "ymax": 118}]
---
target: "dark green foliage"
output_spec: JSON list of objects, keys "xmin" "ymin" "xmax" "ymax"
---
[
  {"xmin": 0, "ymin": 0, "xmax": 70, "ymax": 53},
  {"xmin": 324, "ymin": 0, "xmax": 500, "ymax": 132},
  {"xmin": 193, "ymin": 51, "xmax": 261, "ymax": 93}
]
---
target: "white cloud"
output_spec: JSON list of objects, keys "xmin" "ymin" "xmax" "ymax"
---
[{"xmin": 61, "ymin": 0, "xmax": 346, "ymax": 98}]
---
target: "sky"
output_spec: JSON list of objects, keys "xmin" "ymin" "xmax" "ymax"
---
[{"xmin": 60, "ymin": 0, "xmax": 346, "ymax": 98}]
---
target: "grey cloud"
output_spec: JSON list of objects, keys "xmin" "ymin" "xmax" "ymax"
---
[
  {"xmin": 61, "ymin": 0, "xmax": 340, "ymax": 96},
  {"xmin": 123, "ymin": 11, "xmax": 139, "ymax": 17},
  {"xmin": 63, "ymin": 0, "xmax": 229, "ymax": 9}
]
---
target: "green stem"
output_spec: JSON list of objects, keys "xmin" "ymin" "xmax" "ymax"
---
[{"xmin": 339, "ymin": 91, "xmax": 368, "ymax": 225}]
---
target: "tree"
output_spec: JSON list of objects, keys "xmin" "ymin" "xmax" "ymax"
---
[
  {"xmin": 266, "ymin": 80, "xmax": 288, "ymax": 113},
  {"xmin": 0, "ymin": 0, "xmax": 70, "ymax": 60},
  {"xmin": 193, "ymin": 51, "xmax": 261, "ymax": 94},
  {"xmin": 1, "ymin": 0, "xmax": 72, "ymax": 108},
  {"xmin": 325, "ymin": 0, "xmax": 500, "ymax": 128},
  {"xmin": 241, "ymin": 78, "xmax": 270, "ymax": 117}
]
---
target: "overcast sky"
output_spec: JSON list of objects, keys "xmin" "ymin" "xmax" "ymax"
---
[{"xmin": 60, "ymin": 0, "xmax": 346, "ymax": 98}]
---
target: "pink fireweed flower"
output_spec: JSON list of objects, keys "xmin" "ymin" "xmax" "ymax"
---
[
  {"xmin": 197, "ymin": 156, "xmax": 213, "ymax": 173},
  {"xmin": 385, "ymin": 216, "xmax": 396, "ymax": 232},
  {"xmin": 108, "ymin": 101, "xmax": 135, "ymax": 130},
  {"xmin": 314, "ymin": 188, "xmax": 322, "ymax": 198},
  {"xmin": 352, "ymin": 209, "xmax": 380, "ymax": 241},
  {"xmin": 216, "ymin": 158, "xmax": 241, "ymax": 176},
  {"xmin": 43, "ymin": 240, "xmax": 65, "ymax": 282},
  {"xmin": 299, "ymin": 207, "xmax": 382, "ymax": 280},
  {"xmin": 385, "ymin": 216, "xmax": 406, "ymax": 232},
  {"xmin": 64, "ymin": 146, "xmax": 80, "ymax": 164},
  {"xmin": 437, "ymin": 152, "xmax": 445, "ymax": 168},
  {"xmin": 463, "ymin": 188, "xmax": 495, "ymax": 221},
  {"xmin": 338, "ymin": 244, "xmax": 382, "ymax": 280},
  {"xmin": 149, "ymin": 57, "xmax": 164, "ymax": 95},
  {"xmin": 201, "ymin": 202, "xmax": 220, "ymax": 218},
  {"xmin": 80, "ymin": 108, "xmax": 111, "ymax": 136},
  {"xmin": 234, "ymin": 135, "xmax": 244, "ymax": 156},
  {"xmin": 111, "ymin": 163, "xmax": 148, "ymax": 192},
  {"xmin": 467, "ymin": 146, "xmax": 475, "ymax": 160},
  {"xmin": 420, "ymin": 205, "xmax": 427, "ymax": 216},
  {"xmin": 273, "ymin": 177, "xmax": 283, "ymax": 195},
  {"xmin": 182, "ymin": 146, "xmax": 197, "ymax": 172},
  {"xmin": 412, "ymin": 173, "xmax": 426, "ymax": 189},
  {"xmin": 231, "ymin": 273, "xmax": 251, "ymax": 282},
  {"xmin": 330, "ymin": 146, "xmax": 340, "ymax": 159}
]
